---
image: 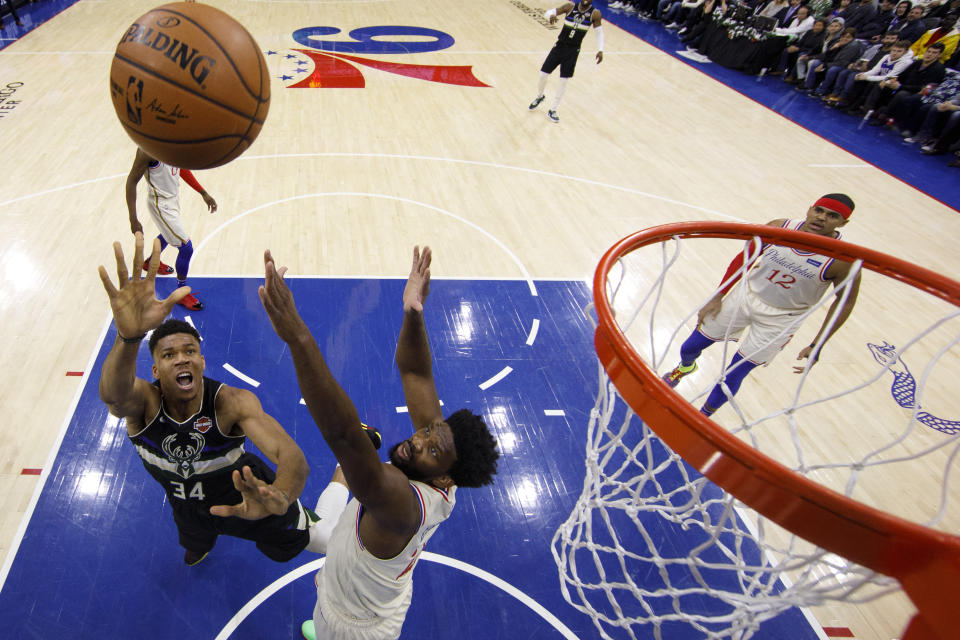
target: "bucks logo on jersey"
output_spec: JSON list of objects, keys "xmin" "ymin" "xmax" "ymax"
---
[{"xmin": 162, "ymin": 431, "xmax": 206, "ymax": 479}]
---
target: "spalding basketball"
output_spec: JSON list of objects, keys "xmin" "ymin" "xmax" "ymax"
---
[{"xmin": 109, "ymin": 2, "xmax": 270, "ymax": 170}]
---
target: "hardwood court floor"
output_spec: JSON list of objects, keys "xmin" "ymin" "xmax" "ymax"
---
[{"xmin": 0, "ymin": 1, "xmax": 958, "ymax": 638}]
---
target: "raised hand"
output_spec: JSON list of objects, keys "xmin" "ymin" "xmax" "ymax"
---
[
  {"xmin": 258, "ymin": 249, "xmax": 309, "ymax": 344},
  {"xmin": 209, "ymin": 466, "xmax": 290, "ymax": 520},
  {"xmin": 402, "ymin": 246, "xmax": 432, "ymax": 313},
  {"xmin": 97, "ymin": 232, "xmax": 189, "ymax": 339}
]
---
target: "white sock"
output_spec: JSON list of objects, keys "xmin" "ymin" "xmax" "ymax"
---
[
  {"xmin": 305, "ymin": 482, "xmax": 350, "ymax": 554},
  {"xmin": 552, "ymin": 78, "xmax": 568, "ymax": 110},
  {"xmin": 536, "ymin": 71, "xmax": 549, "ymax": 97}
]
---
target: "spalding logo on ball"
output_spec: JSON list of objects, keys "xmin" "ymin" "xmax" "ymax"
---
[{"xmin": 109, "ymin": 2, "xmax": 270, "ymax": 170}]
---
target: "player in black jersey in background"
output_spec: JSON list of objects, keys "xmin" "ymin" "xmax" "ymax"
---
[
  {"xmin": 98, "ymin": 233, "xmax": 326, "ymax": 566},
  {"xmin": 529, "ymin": 0, "xmax": 604, "ymax": 122}
]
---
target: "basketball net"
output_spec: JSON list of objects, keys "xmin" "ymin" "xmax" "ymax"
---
[{"xmin": 551, "ymin": 223, "xmax": 960, "ymax": 640}]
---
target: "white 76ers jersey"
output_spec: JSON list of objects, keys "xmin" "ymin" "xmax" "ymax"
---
[
  {"xmin": 145, "ymin": 160, "xmax": 180, "ymax": 202},
  {"xmin": 320, "ymin": 481, "xmax": 455, "ymax": 626},
  {"xmin": 745, "ymin": 219, "xmax": 839, "ymax": 311}
]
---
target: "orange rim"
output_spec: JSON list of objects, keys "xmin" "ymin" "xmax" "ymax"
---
[{"xmin": 593, "ymin": 222, "xmax": 960, "ymax": 639}]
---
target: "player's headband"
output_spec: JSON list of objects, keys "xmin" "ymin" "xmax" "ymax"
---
[{"xmin": 814, "ymin": 197, "xmax": 853, "ymax": 219}]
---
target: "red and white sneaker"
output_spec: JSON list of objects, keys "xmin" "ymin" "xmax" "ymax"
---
[
  {"xmin": 177, "ymin": 292, "xmax": 204, "ymax": 311},
  {"xmin": 144, "ymin": 260, "xmax": 174, "ymax": 275}
]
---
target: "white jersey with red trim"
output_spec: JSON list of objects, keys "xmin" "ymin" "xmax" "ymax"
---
[
  {"xmin": 745, "ymin": 219, "xmax": 839, "ymax": 311},
  {"xmin": 145, "ymin": 160, "xmax": 180, "ymax": 203},
  {"xmin": 318, "ymin": 480, "xmax": 456, "ymax": 633}
]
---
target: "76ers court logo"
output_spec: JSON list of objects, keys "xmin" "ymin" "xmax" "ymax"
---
[{"xmin": 268, "ymin": 26, "xmax": 490, "ymax": 89}]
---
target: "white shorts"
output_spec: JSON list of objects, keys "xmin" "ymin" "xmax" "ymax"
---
[
  {"xmin": 312, "ymin": 568, "xmax": 411, "ymax": 640},
  {"xmin": 699, "ymin": 284, "xmax": 805, "ymax": 365},
  {"xmin": 146, "ymin": 197, "xmax": 188, "ymax": 246}
]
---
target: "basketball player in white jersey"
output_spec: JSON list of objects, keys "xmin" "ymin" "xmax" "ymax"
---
[
  {"xmin": 529, "ymin": 0, "xmax": 604, "ymax": 122},
  {"xmin": 252, "ymin": 245, "xmax": 499, "ymax": 640},
  {"xmin": 663, "ymin": 193, "xmax": 861, "ymax": 416},
  {"xmin": 125, "ymin": 147, "xmax": 217, "ymax": 311}
]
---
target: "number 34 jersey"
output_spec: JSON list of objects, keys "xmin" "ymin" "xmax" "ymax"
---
[
  {"xmin": 129, "ymin": 376, "xmax": 248, "ymax": 506},
  {"xmin": 746, "ymin": 219, "xmax": 841, "ymax": 311}
]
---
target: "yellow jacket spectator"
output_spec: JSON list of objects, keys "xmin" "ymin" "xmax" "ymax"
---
[{"xmin": 910, "ymin": 13, "xmax": 959, "ymax": 62}]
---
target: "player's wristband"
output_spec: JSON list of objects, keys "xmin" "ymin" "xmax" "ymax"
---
[
  {"xmin": 118, "ymin": 332, "xmax": 146, "ymax": 344},
  {"xmin": 545, "ymin": 7, "xmax": 557, "ymax": 19},
  {"xmin": 595, "ymin": 25, "xmax": 604, "ymax": 52}
]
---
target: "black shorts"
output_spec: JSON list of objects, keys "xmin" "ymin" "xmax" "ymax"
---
[
  {"xmin": 169, "ymin": 454, "xmax": 309, "ymax": 563},
  {"xmin": 541, "ymin": 44, "xmax": 581, "ymax": 78}
]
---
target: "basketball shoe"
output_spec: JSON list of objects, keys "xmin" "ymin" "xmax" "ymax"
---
[
  {"xmin": 184, "ymin": 549, "xmax": 209, "ymax": 566},
  {"xmin": 178, "ymin": 292, "xmax": 204, "ymax": 311},
  {"xmin": 662, "ymin": 362, "xmax": 697, "ymax": 388},
  {"xmin": 301, "ymin": 620, "xmax": 316, "ymax": 640},
  {"xmin": 548, "ymin": 109, "xmax": 559, "ymax": 123},
  {"xmin": 144, "ymin": 259, "xmax": 174, "ymax": 275},
  {"xmin": 529, "ymin": 95, "xmax": 545, "ymax": 110}
]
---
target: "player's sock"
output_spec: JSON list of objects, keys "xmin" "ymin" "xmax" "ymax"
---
[
  {"xmin": 537, "ymin": 71, "xmax": 548, "ymax": 96},
  {"xmin": 305, "ymin": 481, "xmax": 350, "ymax": 554},
  {"xmin": 145, "ymin": 235, "xmax": 170, "ymax": 269},
  {"xmin": 552, "ymin": 78, "xmax": 568, "ymax": 110},
  {"xmin": 702, "ymin": 352, "xmax": 758, "ymax": 413},
  {"xmin": 175, "ymin": 239, "xmax": 193, "ymax": 283},
  {"xmin": 679, "ymin": 328, "xmax": 715, "ymax": 366}
]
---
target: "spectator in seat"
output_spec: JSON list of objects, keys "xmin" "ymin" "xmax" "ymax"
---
[
  {"xmin": 865, "ymin": 41, "xmax": 947, "ymax": 123},
  {"xmin": 800, "ymin": 27, "xmax": 865, "ymax": 94},
  {"xmin": 909, "ymin": 12, "xmax": 959, "ymax": 63}
]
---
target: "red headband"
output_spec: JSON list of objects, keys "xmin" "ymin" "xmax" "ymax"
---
[{"xmin": 814, "ymin": 197, "xmax": 853, "ymax": 219}]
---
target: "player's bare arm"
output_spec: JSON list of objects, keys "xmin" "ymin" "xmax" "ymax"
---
[
  {"xmin": 208, "ymin": 386, "xmax": 309, "ymax": 519},
  {"xmin": 125, "ymin": 149, "xmax": 153, "ymax": 235},
  {"xmin": 794, "ymin": 261, "xmax": 861, "ymax": 372},
  {"xmin": 258, "ymin": 250, "xmax": 421, "ymax": 548},
  {"xmin": 98, "ymin": 233, "xmax": 189, "ymax": 429},
  {"xmin": 547, "ymin": 2, "xmax": 574, "ymax": 23},
  {"xmin": 396, "ymin": 246, "xmax": 444, "ymax": 430}
]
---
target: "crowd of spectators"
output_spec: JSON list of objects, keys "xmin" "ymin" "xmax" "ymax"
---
[{"xmin": 607, "ymin": 0, "xmax": 960, "ymax": 166}]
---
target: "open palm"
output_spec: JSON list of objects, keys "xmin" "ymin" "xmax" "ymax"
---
[{"xmin": 98, "ymin": 232, "xmax": 189, "ymax": 339}]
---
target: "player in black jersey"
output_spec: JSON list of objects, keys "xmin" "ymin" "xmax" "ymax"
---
[
  {"xmin": 529, "ymin": 0, "xmax": 604, "ymax": 122},
  {"xmin": 98, "ymin": 233, "xmax": 322, "ymax": 566}
]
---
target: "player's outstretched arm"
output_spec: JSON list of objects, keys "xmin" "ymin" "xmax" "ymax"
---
[
  {"xmin": 98, "ymin": 233, "xmax": 190, "ymax": 418},
  {"xmin": 258, "ymin": 251, "xmax": 401, "ymax": 509},
  {"xmin": 208, "ymin": 387, "xmax": 309, "ymax": 519},
  {"xmin": 396, "ymin": 246, "xmax": 444, "ymax": 430}
]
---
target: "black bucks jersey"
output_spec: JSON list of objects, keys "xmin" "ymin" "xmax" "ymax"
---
[
  {"xmin": 130, "ymin": 376, "xmax": 249, "ymax": 506},
  {"xmin": 556, "ymin": 4, "xmax": 594, "ymax": 49}
]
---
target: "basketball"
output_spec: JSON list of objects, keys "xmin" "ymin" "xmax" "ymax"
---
[{"xmin": 109, "ymin": 2, "xmax": 270, "ymax": 170}]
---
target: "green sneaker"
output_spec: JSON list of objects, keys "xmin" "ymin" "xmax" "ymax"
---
[
  {"xmin": 301, "ymin": 620, "xmax": 316, "ymax": 640},
  {"xmin": 662, "ymin": 362, "xmax": 697, "ymax": 388}
]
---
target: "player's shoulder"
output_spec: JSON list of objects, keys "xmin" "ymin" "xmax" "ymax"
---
[
  {"xmin": 214, "ymin": 383, "xmax": 259, "ymax": 414},
  {"xmin": 765, "ymin": 218, "xmax": 789, "ymax": 227}
]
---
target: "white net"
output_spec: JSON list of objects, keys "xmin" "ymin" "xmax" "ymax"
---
[{"xmin": 551, "ymin": 227, "xmax": 960, "ymax": 640}]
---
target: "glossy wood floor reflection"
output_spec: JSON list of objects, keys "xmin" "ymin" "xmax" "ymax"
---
[{"xmin": 0, "ymin": 1, "xmax": 957, "ymax": 639}]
